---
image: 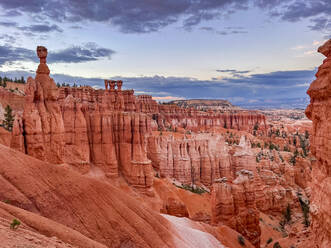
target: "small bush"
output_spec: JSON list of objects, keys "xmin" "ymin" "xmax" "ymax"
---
[
  {"xmin": 237, "ymin": 235, "xmax": 245, "ymax": 246},
  {"xmin": 10, "ymin": 219, "xmax": 20, "ymax": 230},
  {"xmin": 284, "ymin": 204, "xmax": 291, "ymax": 223},
  {"xmin": 273, "ymin": 242, "xmax": 282, "ymax": 248},
  {"xmin": 299, "ymin": 197, "xmax": 310, "ymax": 227},
  {"xmin": 174, "ymin": 184, "xmax": 207, "ymax": 195},
  {"xmin": 267, "ymin": 238, "xmax": 273, "ymax": 244}
]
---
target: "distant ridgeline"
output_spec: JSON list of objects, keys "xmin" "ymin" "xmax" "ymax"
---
[{"xmin": 168, "ymin": 99, "xmax": 241, "ymax": 112}]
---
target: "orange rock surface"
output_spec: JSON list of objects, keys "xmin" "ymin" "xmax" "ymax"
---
[
  {"xmin": 0, "ymin": 143, "xmax": 234, "ymax": 248},
  {"xmin": 305, "ymin": 39, "xmax": 331, "ymax": 247},
  {"xmin": 0, "ymin": 45, "xmax": 318, "ymax": 247}
]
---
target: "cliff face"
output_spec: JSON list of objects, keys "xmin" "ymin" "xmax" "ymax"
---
[
  {"xmin": 305, "ymin": 39, "xmax": 331, "ymax": 246},
  {"xmin": 156, "ymin": 104, "xmax": 267, "ymax": 132},
  {"xmin": 147, "ymin": 134, "xmax": 231, "ymax": 186},
  {"xmin": 211, "ymin": 171, "xmax": 261, "ymax": 247}
]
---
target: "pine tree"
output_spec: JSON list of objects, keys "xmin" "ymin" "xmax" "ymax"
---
[
  {"xmin": 20, "ymin": 76, "xmax": 25, "ymax": 84},
  {"xmin": 3, "ymin": 105, "xmax": 14, "ymax": 131}
]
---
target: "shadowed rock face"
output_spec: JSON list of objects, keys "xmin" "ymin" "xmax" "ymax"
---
[{"xmin": 305, "ymin": 39, "xmax": 331, "ymax": 247}]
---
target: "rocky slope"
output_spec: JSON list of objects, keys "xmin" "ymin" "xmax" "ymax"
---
[
  {"xmin": 305, "ymin": 39, "xmax": 331, "ymax": 247},
  {"xmin": 0, "ymin": 143, "xmax": 248, "ymax": 248}
]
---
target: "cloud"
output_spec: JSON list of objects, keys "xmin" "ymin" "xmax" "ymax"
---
[
  {"xmin": 200, "ymin": 26, "xmax": 248, "ymax": 35},
  {"xmin": 0, "ymin": 21, "xmax": 18, "ymax": 27},
  {"xmin": 152, "ymin": 96, "xmax": 186, "ymax": 101},
  {"xmin": 18, "ymin": 24, "xmax": 63, "ymax": 33},
  {"xmin": 216, "ymin": 69, "xmax": 251, "ymax": 78},
  {"xmin": 0, "ymin": 34, "xmax": 16, "ymax": 43},
  {"xmin": 0, "ymin": 0, "xmax": 329, "ymax": 34},
  {"xmin": 0, "ymin": 21, "xmax": 62, "ymax": 33},
  {"xmin": 0, "ymin": 0, "xmax": 330, "ymax": 35},
  {"xmin": 217, "ymin": 69, "xmax": 251, "ymax": 74},
  {"xmin": 0, "ymin": 45, "xmax": 35, "ymax": 66},
  {"xmin": 48, "ymin": 43, "xmax": 115, "ymax": 63},
  {"xmin": 0, "ymin": 0, "xmax": 250, "ymax": 33},
  {"xmin": 0, "ymin": 43, "xmax": 115, "ymax": 66}
]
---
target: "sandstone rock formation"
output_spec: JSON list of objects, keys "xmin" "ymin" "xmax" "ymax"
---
[
  {"xmin": 305, "ymin": 39, "xmax": 331, "ymax": 247},
  {"xmin": 0, "ymin": 143, "xmax": 235, "ymax": 248},
  {"xmin": 10, "ymin": 46, "xmax": 268, "ymax": 193},
  {"xmin": 11, "ymin": 47, "xmax": 154, "ymax": 191},
  {"xmin": 1, "ymin": 45, "xmax": 317, "ymax": 247},
  {"xmin": 211, "ymin": 171, "xmax": 261, "ymax": 247}
]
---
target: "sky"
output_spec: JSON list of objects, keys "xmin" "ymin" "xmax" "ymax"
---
[{"xmin": 0, "ymin": 0, "xmax": 330, "ymax": 108}]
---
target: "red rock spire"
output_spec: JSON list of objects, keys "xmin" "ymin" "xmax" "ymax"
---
[{"xmin": 36, "ymin": 46, "xmax": 50, "ymax": 75}]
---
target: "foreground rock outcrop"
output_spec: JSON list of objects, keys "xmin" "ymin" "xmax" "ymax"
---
[
  {"xmin": 305, "ymin": 39, "xmax": 331, "ymax": 247},
  {"xmin": 0, "ymin": 143, "xmax": 244, "ymax": 248}
]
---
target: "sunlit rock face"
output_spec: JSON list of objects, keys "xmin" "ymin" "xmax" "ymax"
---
[
  {"xmin": 11, "ymin": 46, "xmax": 154, "ymax": 191},
  {"xmin": 11, "ymin": 46, "xmax": 269, "ymax": 193},
  {"xmin": 305, "ymin": 39, "xmax": 331, "ymax": 247},
  {"xmin": 211, "ymin": 171, "xmax": 261, "ymax": 247}
]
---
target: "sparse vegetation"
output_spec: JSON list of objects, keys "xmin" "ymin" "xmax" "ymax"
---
[
  {"xmin": 174, "ymin": 184, "xmax": 208, "ymax": 195},
  {"xmin": 283, "ymin": 145, "xmax": 290, "ymax": 152},
  {"xmin": 237, "ymin": 235, "xmax": 245, "ymax": 246},
  {"xmin": 305, "ymin": 130, "xmax": 309, "ymax": 139},
  {"xmin": 10, "ymin": 219, "xmax": 21, "ymax": 230},
  {"xmin": 289, "ymin": 149, "xmax": 299, "ymax": 165},
  {"xmin": 284, "ymin": 204, "xmax": 291, "ymax": 223},
  {"xmin": 3, "ymin": 105, "xmax": 14, "ymax": 131},
  {"xmin": 299, "ymin": 197, "xmax": 310, "ymax": 227},
  {"xmin": 273, "ymin": 242, "xmax": 282, "ymax": 248}
]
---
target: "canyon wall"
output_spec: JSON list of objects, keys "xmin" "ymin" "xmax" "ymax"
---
[{"xmin": 305, "ymin": 39, "xmax": 331, "ymax": 247}]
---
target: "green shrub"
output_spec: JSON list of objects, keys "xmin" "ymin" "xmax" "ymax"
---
[
  {"xmin": 10, "ymin": 219, "xmax": 20, "ymax": 230},
  {"xmin": 284, "ymin": 204, "xmax": 291, "ymax": 223},
  {"xmin": 267, "ymin": 238, "xmax": 273, "ymax": 244},
  {"xmin": 3, "ymin": 105, "xmax": 14, "ymax": 131},
  {"xmin": 175, "ymin": 184, "xmax": 208, "ymax": 195},
  {"xmin": 237, "ymin": 235, "xmax": 245, "ymax": 246},
  {"xmin": 273, "ymin": 242, "xmax": 282, "ymax": 248},
  {"xmin": 299, "ymin": 197, "xmax": 310, "ymax": 227}
]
